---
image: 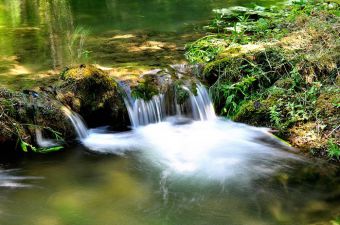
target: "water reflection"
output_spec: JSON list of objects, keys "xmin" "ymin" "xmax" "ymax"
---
[
  {"xmin": 0, "ymin": 0, "xmax": 286, "ymax": 85},
  {"xmin": 0, "ymin": 0, "xmax": 87, "ymax": 72},
  {"xmin": 0, "ymin": 150, "xmax": 339, "ymax": 225}
]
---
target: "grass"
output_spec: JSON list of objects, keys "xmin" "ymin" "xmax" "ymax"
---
[{"xmin": 327, "ymin": 139, "xmax": 340, "ymax": 160}]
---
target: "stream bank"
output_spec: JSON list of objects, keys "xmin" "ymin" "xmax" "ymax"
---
[{"xmin": 185, "ymin": 0, "xmax": 340, "ymax": 161}]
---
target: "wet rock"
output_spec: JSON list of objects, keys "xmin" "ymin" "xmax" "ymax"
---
[
  {"xmin": 130, "ymin": 64, "xmax": 202, "ymax": 100},
  {"xmin": 56, "ymin": 64, "xmax": 130, "ymax": 130},
  {"xmin": 0, "ymin": 88, "xmax": 75, "ymax": 154}
]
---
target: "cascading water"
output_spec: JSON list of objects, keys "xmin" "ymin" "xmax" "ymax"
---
[
  {"xmin": 124, "ymin": 94, "xmax": 166, "ymax": 127},
  {"xmin": 79, "ymin": 81, "xmax": 303, "ymax": 183},
  {"xmin": 183, "ymin": 84, "xmax": 216, "ymax": 121},
  {"xmin": 123, "ymin": 83, "xmax": 216, "ymax": 128},
  {"xmin": 61, "ymin": 106, "xmax": 89, "ymax": 139}
]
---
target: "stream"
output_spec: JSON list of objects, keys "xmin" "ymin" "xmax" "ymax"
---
[{"xmin": 0, "ymin": 1, "xmax": 340, "ymax": 225}]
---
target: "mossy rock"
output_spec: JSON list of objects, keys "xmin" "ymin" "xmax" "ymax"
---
[
  {"xmin": 233, "ymin": 99, "xmax": 273, "ymax": 127},
  {"xmin": 57, "ymin": 64, "xmax": 129, "ymax": 130},
  {"xmin": 131, "ymin": 70, "xmax": 165, "ymax": 101},
  {"xmin": 203, "ymin": 57, "xmax": 242, "ymax": 85},
  {"xmin": 0, "ymin": 88, "xmax": 75, "ymax": 154},
  {"xmin": 131, "ymin": 65, "xmax": 200, "ymax": 102},
  {"xmin": 288, "ymin": 122, "xmax": 326, "ymax": 153}
]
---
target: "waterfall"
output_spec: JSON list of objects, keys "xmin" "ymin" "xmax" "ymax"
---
[
  {"xmin": 123, "ymin": 84, "xmax": 216, "ymax": 128},
  {"xmin": 61, "ymin": 107, "xmax": 88, "ymax": 139},
  {"xmin": 183, "ymin": 85, "xmax": 216, "ymax": 121},
  {"xmin": 35, "ymin": 129, "xmax": 59, "ymax": 148},
  {"xmin": 80, "ymin": 76, "xmax": 301, "ymax": 181},
  {"xmin": 125, "ymin": 95, "xmax": 166, "ymax": 127}
]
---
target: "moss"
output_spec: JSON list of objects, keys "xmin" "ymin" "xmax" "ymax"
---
[
  {"xmin": 289, "ymin": 122, "xmax": 326, "ymax": 153},
  {"xmin": 187, "ymin": 0, "xmax": 340, "ymax": 159},
  {"xmin": 57, "ymin": 64, "xmax": 129, "ymax": 130},
  {"xmin": 316, "ymin": 87, "xmax": 340, "ymax": 119},
  {"xmin": 233, "ymin": 96, "xmax": 278, "ymax": 128},
  {"xmin": 131, "ymin": 82, "xmax": 159, "ymax": 101},
  {"xmin": 274, "ymin": 78, "xmax": 294, "ymax": 89},
  {"xmin": 0, "ymin": 88, "xmax": 76, "ymax": 154}
]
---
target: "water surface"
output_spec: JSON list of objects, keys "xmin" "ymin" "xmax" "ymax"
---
[
  {"xmin": 0, "ymin": 145, "xmax": 339, "ymax": 225},
  {"xmin": 0, "ymin": 0, "xmax": 286, "ymax": 89}
]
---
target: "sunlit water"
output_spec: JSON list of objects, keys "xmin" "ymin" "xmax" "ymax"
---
[
  {"xmin": 0, "ymin": 0, "xmax": 286, "ymax": 78},
  {"xmin": 1, "ymin": 0, "xmax": 340, "ymax": 224}
]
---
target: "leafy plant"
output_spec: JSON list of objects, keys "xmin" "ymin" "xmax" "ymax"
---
[
  {"xmin": 16, "ymin": 124, "xmax": 64, "ymax": 154},
  {"xmin": 269, "ymin": 105, "xmax": 282, "ymax": 127},
  {"xmin": 20, "ymin": 140, "xmax": 63, "ymax": 154},
  {"xmin": 185, "ymin": 35, "xmax": 228, "ymax": 63},
  {"xmin": 67, "ymin": 26, "xmax": 91, "ymax": 65},
  {"xmin": 216, "ymin": 76, "xmax": 257, "ymax": 116},
  {"xmin": 327, "ymin": 139, "xmax": 340, "ymax": 160}
]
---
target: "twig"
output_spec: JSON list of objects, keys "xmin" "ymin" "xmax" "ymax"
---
[{"xmin": 326, "ymin": 125, "xmax": 340, "ymax": 138}]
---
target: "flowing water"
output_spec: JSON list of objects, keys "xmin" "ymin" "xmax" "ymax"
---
[
  {"xmin": 1, "ymin": 0, "xmax": 340, "ymax": 224},
  {"xmin": 1, "ymin": 85, "xmax": 338, "ymax": 225}
]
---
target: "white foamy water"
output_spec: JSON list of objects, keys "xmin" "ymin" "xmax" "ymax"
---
[
  {"xmin": 82, "ymin": 118, "xmax": 301, "ymax": 181},
  {"xmin": 61, "ymin": 106, "xmax": 88, "ymax": 139},
  {"xmin": 65, "ymin": 83, "xmax": 302, "ymax": 182}
]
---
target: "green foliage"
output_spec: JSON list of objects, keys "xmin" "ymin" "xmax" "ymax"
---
[
  {"xmin": 67, "ymin": 26, "xmax": 91, "ymax": 65},
  {"xmin": 187, "ymin": 0, "xmax": 339, "ymax": 157},
  {"xmin": 230, "ymin": 22, "xmax": 250, "ymax": 44},
  {"xmin": 20, "ymin": 140, "xmax": 64, "ymax": 154},
  {"xmin": 16, "ymin": 124, "xmax": 65, "ymax": 154},
  {"xmin": 266, "ymin": 80, "xmax": 322, "ymax": 129},
  {"xmin": 131, "ymin": 82, "xmax": 159, "ymax": 101},
  {"xmin": 327, "ymin": 139, "xmax": 340, "ymax": 160},
  {"xmin": 213, "ymin": 76, "xmax": 257, "ymax": 116},
  {"xmin": 175, "ymin": 85, "xmax": 191, "ymax": 105},
  {"xmin": 331, "ymin": 217, "xmax": 340, "ymax": 225},
  {"xmin": 269, "ymin": 105, "xmax": 281, "ymax": 128},
  {"xmin": 185, "ymin": 35, "xmax": 228, "ymax": 63}
]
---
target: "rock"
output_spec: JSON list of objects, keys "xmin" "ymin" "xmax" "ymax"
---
[
  {"xmin": 0, "ymin": 88, "xmax": 75, "ymax": 154},
  {"xmin": 56, "ymin": 64, "xmax": 130, "ymax": 130}
]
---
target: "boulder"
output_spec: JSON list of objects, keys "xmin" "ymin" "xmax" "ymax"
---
[{"xmin": 57, "ymin": 64, "xmax": 130, "ymax": 130}]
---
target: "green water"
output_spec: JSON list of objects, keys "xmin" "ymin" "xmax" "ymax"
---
[
  {"xmin": 0, "ymin": 148, "xmax": 339, "ymax": 225},
  {"xmin": 2, "ymin": 1, "xmax": 340, "ymax": 225},
  {"xmin": 0, "ymin": 0, "xmax": 286, "ymax": 90}
]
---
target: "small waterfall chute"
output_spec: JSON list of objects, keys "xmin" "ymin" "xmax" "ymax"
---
[
  {"xmin": 35, "ymin": 129, "xmax": 60, "ymax": 148},
  {"xmin": 61, "ymin": 106, "xmax": 88, "ymax": 139},
  {"xmin": 123, "ymin": 83, "xmax": 216, "ymax": 128},
  {"xmin": 63, "ymin": 65, "xmax": 302, "ymax": 182}
]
